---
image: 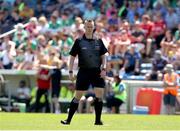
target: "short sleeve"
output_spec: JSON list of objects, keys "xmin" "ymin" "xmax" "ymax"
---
[
  {"xmin": 99, "ymin": 39, "xmax": 108, "ymax": 56},
  {"xmin": 69, "ymin": 39, "xmax": 80, "ymax": 56}
]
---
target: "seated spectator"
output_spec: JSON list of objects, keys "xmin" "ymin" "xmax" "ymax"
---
[
  {"xmin": 121, "ymin": 44, "xmax": 141, "ymax": 76},
  {"xmin": 160, "ymin": 30, "xmax": 175, "ymax": 56},
  {"xmin": 37, "ymin": 16, "xmax": 48, "ymax": 34},
  {"xmin": 48, "ymin": 10, "xmax": 61, "ymax": 33},
  {"xmin": 115, "ymin": 30, "xmax": 131, "ymax": 56},
  {"xmin": 146, "ymin": 50, "xmax": 167, "ymax": 81},
  {"xmin": 106, "ymin": 75, "xmax": 127, "ymax": 113},
  {"xmin": 13, "ymin": 49, "xmax": 25, "ymax": 69},
  {"xmin": 83, "ymin": 1, "xmax": 98, "ymax": 20},
  {"xmin": 1, "ymin": 44, "xmax": 13, "ymax": 69},
  {"xmin": 78, "ymin": 86, "xmax": 95, "ymax": 113},
  {"xmin": 151, "ymin": 12, "xmax": 166, "ymax": 49},
  {"xmin": 130, "ymin": 21, "xmax": 145, "ymax": 53},
  {"xmin": 140, "ymin": 14, "xmax": 153, "ymax": 57},
  {"xmin": 18, "ymin": 48, "xmax": 35, "ymax": 70},
  {"xmin": 1, "ymin": 35, "xmax": 16, "ymax": 56},
  {"xmin": 13, "ymin": 23, "xmax": 28, "ymax": 48},
  {"xmin": 16, "ymin": 80, "xmax": 31, "ymax": 108},
  {"xmin": 107, "ymin": 11, "xmax": 119, "ymax": 32},
  {"xmin": 26, "ymin": 17, "xmax": 39, "ymax": 39}
]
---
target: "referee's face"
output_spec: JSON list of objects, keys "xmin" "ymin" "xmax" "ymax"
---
[{"xmin": 84, "ymin": 21, "xmax": 95, "ymax": 34}]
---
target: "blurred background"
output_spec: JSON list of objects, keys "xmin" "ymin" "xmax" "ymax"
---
[{"xmin": 0, "ymin": 0, "xmax": 180, "ymax": 115}]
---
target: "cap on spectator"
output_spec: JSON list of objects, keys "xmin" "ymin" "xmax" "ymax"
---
[
  {"xmin": 14, "ymin": 23, "xmax": 24, "ymax": 29},
  {"xmin": 155, "ymin": 50, "xmax": 162, "ymax": 55},
  {"xmin": 165, "ymin": 64, "xmax": 174, "ymax": 72}
]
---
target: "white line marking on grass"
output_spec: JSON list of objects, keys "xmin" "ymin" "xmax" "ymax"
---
[{"xmin": 0, "ymin": 129, "xmax": 180, "ymax": 131}]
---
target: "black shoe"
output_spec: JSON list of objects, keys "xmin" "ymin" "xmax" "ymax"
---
[
  {"xmin": 61, "ymin": 120, "xmax": 70, "ymax": 125},
  {"xmin": 94, "ymin": 121, "xmax": 103, "ymax": 125}
]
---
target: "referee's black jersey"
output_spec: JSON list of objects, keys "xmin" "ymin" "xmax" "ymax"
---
[{"xmin": 69, "ymin": 35, "xmax": 108, "ymax": 68}]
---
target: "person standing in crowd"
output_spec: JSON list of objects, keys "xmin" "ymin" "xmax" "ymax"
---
[
  {"xmin": 35, "ymin": 59, "xmax": 51, "ymax": 113},
  {"xmin": 61, "ymin": 20, "xmax": 108, "ymax": 125},
  {"xmin": 51, "ymin": 58, "xmax": 62, "ymax": 114},
  {"xmin": 106, "ymin": 75, "xmax": 127, "ymax": 113},
  {"xmin": 163, "ymin": 64, "xmax": 178, "ymax": 115}
]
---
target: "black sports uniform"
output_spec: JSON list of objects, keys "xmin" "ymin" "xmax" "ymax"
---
[{"xmin": 69, "ymin": 35, "xmax": 108, "ymax": 90}]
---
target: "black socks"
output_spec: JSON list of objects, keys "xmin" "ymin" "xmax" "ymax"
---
[
  {"xmin": 66, "ymin": 97, "xmax": 79, "ymax": 123},
  {"xmin": 94, "ymin": 97, "xmax": 103, "ymax": 124}
]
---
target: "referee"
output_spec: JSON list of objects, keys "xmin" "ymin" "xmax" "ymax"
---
[{"xmin": 61, "ymin": 20, "xmax": 108, "ymax": 125}]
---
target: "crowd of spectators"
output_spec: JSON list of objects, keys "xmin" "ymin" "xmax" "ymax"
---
[{"xmin": 0, "ymin": 0, "xmax": 180, "ymax": 81}]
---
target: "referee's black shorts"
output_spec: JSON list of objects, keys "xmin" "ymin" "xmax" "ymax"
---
[{"xmin": 76, "ymin": 68, "xmax": 105, "ymax": 91}]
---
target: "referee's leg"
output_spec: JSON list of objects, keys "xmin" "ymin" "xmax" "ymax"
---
[
  {"xmin": 94, "ymin": 87, "xmax": 104, "ymax": 125},
  {"xmin": 61, "ymin": 90, "xmax": 84, "ymax": 125}
]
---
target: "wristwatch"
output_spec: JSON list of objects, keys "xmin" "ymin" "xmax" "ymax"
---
[{"xmin": 69, "ymin": 70, "xmax": 73, "ymax": 74}]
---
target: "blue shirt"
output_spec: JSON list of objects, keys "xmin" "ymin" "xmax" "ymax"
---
[{"xmin": 124, "ymin": 51, "xmax": 141, "ymax": 67}]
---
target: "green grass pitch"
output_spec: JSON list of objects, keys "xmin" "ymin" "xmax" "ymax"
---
[{"xmin": 0, "ymin": 113, "xmax": 180, "ymax": 130}]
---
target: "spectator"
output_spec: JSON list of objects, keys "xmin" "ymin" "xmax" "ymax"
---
[
  {"xmin": 115, "ymin": 30, "xmax": 131, "ymax": 56},
  {"xmin": 13, "ymin": 23, "xmax": 28, "ymax": 48},
  {"xmin": 51, "ymin": 58, "xmax": 62, "ymax": 114},
  {"xmin": 140, "ymin": 14, "xmax": 153, "ymax": 57},
  {"xmin": 16, "ymin": 80, "xmax": 31, "ymax": 108},
  {"xmin": 163, "ymin": 64, "xmax": 178, "ymax": 115},
  {"xmin": 121, "ymin": 44, "xmax": 141, "ymax": 76},
  {"xmin": 130, "ymin": 21, "xmax": 145, "ymax": 53},
  {"xmin": 26, "ymin": 17, "xmax": 39, "ymax": 39},
  {"xmin": 1, "ymin": 44, "xmax": 13, "ymax": 69},
  {"xmin": 1, "ymin": 35, "xmax": 16, "ymax": 56},
  {"xmin": 48, "ymin": 10, "xmax": 61, "ymax": 33},
  {"xmin": 18, "ymin": 47, "xmax": 35, "ymax": 70},
  {"xmin": 78, "ymin": 86, "xmax": 95, "ymax": 113},
  {"xmin": 151, "ymin": 12, "xmax": 166, "ymax": 49},
  {"xmin": 160, "ymin": 30, "xmax": 174, "ymax": 56},
  {"xmin": 35, "ymin": 59, "xmax": 51, "ymax": 113},
  {"xmin": 146, "ymin": 50, "xmax": 167, "ymax": 81},
  {"xmin": 106, "ymin": 75, "xmax": 127, "ymax": 113},
  {"xmin": 165, "ymin": 7, "xmax": 178, "ymax": 32},
  {"xmin": 37, "ymin": 16, "xmax": 48, "ymax": 34},
  {"xmin": 83, "ymin": 1, "xmax": 98, "ymax": 20}
]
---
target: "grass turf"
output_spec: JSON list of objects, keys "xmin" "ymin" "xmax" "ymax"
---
[{"xmin": 0, "ymin": 113, "xmax": 180, "ymax": 130}]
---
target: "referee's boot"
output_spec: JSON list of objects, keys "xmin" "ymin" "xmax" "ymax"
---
[
  {"xmin": 94, "ymin": 121, "xmax": 103, "ymax": 125},
  {"xmin": 61, "ymin": 120, "xmax": 70, "ymax": 125}
]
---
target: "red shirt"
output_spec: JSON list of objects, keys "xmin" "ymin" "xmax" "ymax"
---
[
  {"xmin": 140, "ymin": 22, "xmax": 153, "ymax": 38},
  {"xmin": 37, "ymin": 69, "xmax": 50, "ymax": 89},
  {"xmin": 152, "ymin": 20, "xmax": 166, "ymax": 38}
]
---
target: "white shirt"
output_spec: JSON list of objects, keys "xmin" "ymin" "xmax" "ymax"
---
[
  {"xmin": 24, "ymin": 52, "xmax": 34, "ymax": 62},
  {"xmin": 1, "ymin": 50, "xmax": 12, "ymax": 65},
  {"xmin": 17, "ymin": 87, "xmax": 30, "ymax": 99}
]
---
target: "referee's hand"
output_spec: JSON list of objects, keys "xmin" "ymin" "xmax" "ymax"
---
[{"xmin": 100, "ymin": 69, "xmax": 106, "ymax": 78}]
